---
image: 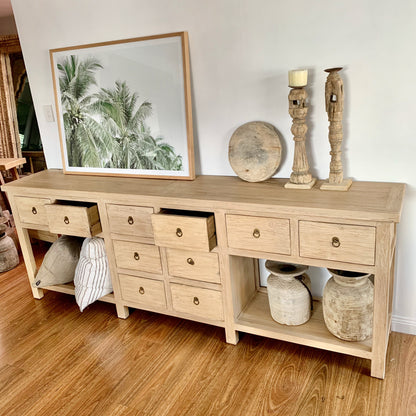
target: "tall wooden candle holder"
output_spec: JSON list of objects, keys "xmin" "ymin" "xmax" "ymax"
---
[
  {"xmin": 285, "ymin": 70, "xmax": 316, "ymax": 189},
  {"xmin": 320, "ymin": 67, "xmax": 352, "ymax": 191}
]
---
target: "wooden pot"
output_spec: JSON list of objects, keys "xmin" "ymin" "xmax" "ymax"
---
[
  {"xmin": 0, "ymin": 224, "xmax": 19, "ymax": 272},
  {"xmin": 323, "ymin": 269, "xmax": 373, "ymax": 341},
  {"xmin": 266, "ymin": 260, "xmax": 312, "ymax": 326}
]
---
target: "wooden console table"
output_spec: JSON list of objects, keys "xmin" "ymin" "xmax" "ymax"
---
[{"xmin": 2, "ymin": 169, "xmax": 405, "ymax": 379}]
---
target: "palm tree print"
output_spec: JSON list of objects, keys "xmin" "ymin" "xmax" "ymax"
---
[{"xmin": 57, "ymin": 55, "xmax": 183, "ymax": 171}]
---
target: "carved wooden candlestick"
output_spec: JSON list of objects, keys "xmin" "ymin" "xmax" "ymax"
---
[
  {"xmin": 320, "ymin": 67, "xmax": 352, "ymax": 191},
  {"xmin": 285, "ymin": 86, "xmax": 316, "ymax": 189}
]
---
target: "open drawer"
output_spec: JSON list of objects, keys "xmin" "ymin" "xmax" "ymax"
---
[
  {"xmin": 45, "ymin": 201, "xmax": 102, "ymax": 237},
  {"xmin": 151, "ymin": 209, "xmax": 217, "ymax": 252}
]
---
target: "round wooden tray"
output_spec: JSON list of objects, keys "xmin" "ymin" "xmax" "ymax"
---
[{"xmin": 228, "ymin": 121, "xmax": 282, "ymax": 182}]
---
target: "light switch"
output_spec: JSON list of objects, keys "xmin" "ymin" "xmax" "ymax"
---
[{"xmin": 43, "ymin": 105, "xmax": 55, "ymax": 122}]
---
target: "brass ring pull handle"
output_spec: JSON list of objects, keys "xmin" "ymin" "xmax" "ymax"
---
[
  {"xmin": 139, "ymin": 286, "xmax": 145, "ymax": 295},
  {"xmin": 193, "ymin": 297, "xmax": 200, "ymax": 306},
  {"xmin": 176, "ymin": 228, "xmax": 183, "ymax": 238},
  {"xmin": 332, "ymin": 237, "xmax": 341, "ymax": 248},
  {"xmin": 253, "ymin": 228, "xmax": 261, "ymax": 239},
  {"xmin": 187, "ymin": 258, "xmax": 195, "ymax": 265},
  {"xmin": 128, "ymin": 216, "xmax": 134, "ymax": 225},
  {"xmin": 64, "ymin": 216, "xmax": 70, "ymax": 224},
  {"xmin": 134, "ymin": 252, "xmax": 140, "ymax": 261},
  {"xmin": 31, "ymin": 207, "xmax": 37, "ymax": 215}
]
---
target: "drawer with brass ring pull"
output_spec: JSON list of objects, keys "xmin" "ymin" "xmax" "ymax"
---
[
  {"xmin": 113, "ymin": 240, "xmax": 162, "ymax": 274},
  {"xmin": 166, "ymin": 248, "xmax": 220, "ymax": 283},
  {"xmin": 44, "ymin": 201, "xmax": 101, "ymax": 237},
  {"xmin": 170, "ymin": 283, "xmax": 224, "ymax": 321},
  {"xmin": 14, "ymin": 196, "xmax": 53, "ymax": 226},
  {"xmin": 226, "ymin": 214, "xmax": 291, "ymax": 255},
  {"xmin": 151, "ymin": 209, "xmax": 217, "ymax": 252},
  {"xmin": 299, "ymin": 221, "xmax": 376, "ymax": 265},
  {"xmin": 107, "ymin": 204, "xmax": 154, "ymax": 238},
  {"xmin": 119, "ymin": 273, "xmax": 166, "ymax": 308}
]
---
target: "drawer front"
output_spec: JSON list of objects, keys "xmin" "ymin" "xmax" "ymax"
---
[
  {"xmin": 299, "ymin": 221, "xmax": 376, "ymax": 265},
  {"xmin": 151, "ymin": 212, "xmax": 216, "ymax": 252},
  {"xmin": 113, "ymin": 240, "xmax": 162, "ymax": 274},
  {"xmin": 170, "ymin": 283, "xmax": 224, "ymax": 321},
  {"xmin": 166, "ymin": 248, "xmax": 220, "ymax": 284},
  {"xmin": 226, "ymin": 214, "xmax": 291, "ymax": 255},
  {"xmin": 15, "ymin": 196, "xmax": 51, "ymax": 225},
  {"xmin": 107, "ymin": 204, "xmax": 154, "ymax": 238},
  {"xmin": 45, "ymin": 203, "xmax": 102, "ymax": 237},
  {"xmin": 119, "ymin": 274, "xmax": 166, "ymax": 308}
]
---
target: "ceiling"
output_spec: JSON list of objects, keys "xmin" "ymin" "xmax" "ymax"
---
[{"xmin": 0, "ymin": 0, "xmax": 12, "ymax": 18}]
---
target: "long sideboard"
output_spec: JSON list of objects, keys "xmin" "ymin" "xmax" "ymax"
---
[{"xmin": 2, "ymin": 169, "xmax": 405, "ymax": 379}]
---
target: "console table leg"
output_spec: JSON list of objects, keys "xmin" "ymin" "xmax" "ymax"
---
[
  {"xmin": 371, "ymin": 222, "xmax": 395, "ymax": 379},
  {"xmin": 8, "ymin": 196, "xmax": 44, "ymax": 299},
  {"xmin": 225, "ymin": 329, "xmax": 239, "ymax": 345},
  {"xmin": 116, "ymin": 304, "xmax": 130, "ymax": 319}
]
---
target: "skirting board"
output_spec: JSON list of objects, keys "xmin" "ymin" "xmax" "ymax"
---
[{"xmin": 391, "ymin": 315, "xmax": 416, "ymax": 335}]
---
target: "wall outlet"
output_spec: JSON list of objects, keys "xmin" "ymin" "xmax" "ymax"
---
[{"xmin": 43, "ymin": 105, "xmax": 55, "ymax": 122}]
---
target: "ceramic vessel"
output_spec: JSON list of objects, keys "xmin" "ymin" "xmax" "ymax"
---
[
  {"xmin": 323, "ymin": 269, "xmax": 374, "ymax": 341},
  {"xmin": 0, "ymin": 224, "xmax": 19, "ymax": 272},
  {"xmin": 266, "ymin": 260, "xmax": 312, "ymax": 326}
]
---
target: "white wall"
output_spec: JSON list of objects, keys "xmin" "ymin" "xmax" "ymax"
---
[{"xmin": 11, "ymin": 0, "xmax": 416, "ymax": 333}]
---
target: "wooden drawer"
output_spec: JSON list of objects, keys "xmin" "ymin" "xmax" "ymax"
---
[
  {"xmin": 170, "ymin": 283, "xmax": 224, "ymax": 321},
  {"xmin": 151, "ymin": 210, "xmax": 216, "ymax": 252},
  {"xmin": 113, "ymin": 240, "xmax": 162, "ymax": 274},
  {"xmin": 166, "ymin": 248, "xmax": 220, "ymax": 284},
  {"xmin": 14, "ymin": 196, "xmax": 52, "ymax": 225},
  {"xmin": 299, "ymin": 221, "xmax": 376, "ymax": 265},
  {"xmin": 107, "ymin": 204, "xmax": 154, "ymax": 238},
  {"xmin": 119, "ymin": 274, "xmax": 166, "ymax": 308},
  {"xmin": 226, "ymin": 214, "xmax": 291, "ymax": 255},
  {"xmin": 45, "ymin": 201, "xmax": 101, "ymax": 237}
]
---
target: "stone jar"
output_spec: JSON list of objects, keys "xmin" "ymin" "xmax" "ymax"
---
[
  {"xmin": 0, "ymin": 224, "xmax": 19, "ymax": 272},
  {"xmin": 323, "ymin": 269, "xmax": 374, "ymax": 341},
  {"xmin": 266, "ymin": 260, "xmax": 312, "ymax": 326}
]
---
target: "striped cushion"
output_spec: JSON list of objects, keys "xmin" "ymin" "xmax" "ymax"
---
[{"xmin": 74, "ymin": 237, "xmax": 113, "ymax": 312}]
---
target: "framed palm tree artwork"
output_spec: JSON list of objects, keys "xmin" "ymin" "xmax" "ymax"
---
[{"xmin": 50, "ymin": 32, "xmax": 195, "ymax": 179}]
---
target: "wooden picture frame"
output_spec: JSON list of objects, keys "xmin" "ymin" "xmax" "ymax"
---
[{"xmin": 50, "ymin": 32, "xmax": 195, "ymax": 180}]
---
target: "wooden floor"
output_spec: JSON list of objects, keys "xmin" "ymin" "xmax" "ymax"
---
[{"xmin": 0, "ymin": 253, "xmax": 415, "ymax": 416}]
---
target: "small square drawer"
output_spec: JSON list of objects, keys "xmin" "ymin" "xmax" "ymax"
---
[
  {"xmin": 151, "ymin": 210, "xmax": 216, "ymax": 252},
  {"xmin": 170, "ymin": 283, "xmax": 224, "ymax": 321},
  {"xmin": 107, "ymin": 204, "xmax": 154, "ymax": 238},
  {"xmin": 166, "ymin": 248, "xmax": 220, "ymax": 284},
  {"xmin": 45, "ymin": 201, "xmax": 101, "ymax": 237},
  {"xmin": 299, "ymin": 221, "xmax": 376, "ymax": 265},
  {"xmin": 113, "ymin": 240, "xmax": 162, "ymax": 274},
  {"xmin": 14, "ymin": 196, "xmax": 52, "ymax": 226},
  {"xmin": 226, "ymin": 214, "xmax": 291, "ymax": 255},
  {"xmin": 119, "ymin": 274, "xmax": 166, "ymax": 308}
]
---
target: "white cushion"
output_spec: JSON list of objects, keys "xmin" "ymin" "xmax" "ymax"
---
[
  {"xmin": 32, "ymin": 235, "xmax": 82, "ymax": 288},
  {"xmin": 74, "ymin": 237, "xmax": 112, "ymax": 312}
]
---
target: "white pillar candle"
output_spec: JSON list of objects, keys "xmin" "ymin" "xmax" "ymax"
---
[{"xmin": 288, "ymin": 69, "xmax": 308, "ymax": 87}]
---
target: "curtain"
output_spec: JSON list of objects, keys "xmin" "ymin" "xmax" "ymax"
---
[{"xmin": 0, "ymin": 35, "xmax": 22, "ymax": 159}]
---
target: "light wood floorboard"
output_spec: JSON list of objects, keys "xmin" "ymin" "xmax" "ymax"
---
[{"xmin": 0, "ymin": 248, "xmax": 415, "ymax": 415}]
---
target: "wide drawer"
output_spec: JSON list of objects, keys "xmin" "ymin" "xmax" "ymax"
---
[
  {"xmin": 45, "ymin": 201, "xmax": 102, "ymax": 237},
  {"xmin": 113, "ymin": 240, "xmax": 162, "ymax": 274},
  {"xmin": 107, "ymin": 204, "xmax": 154, "ymax": 238},
  {"xmin": 119, "ymin": 274, "xmax": 166, "ymax": 308},
  {"xmin": 226, "ymin": 214, "xmax": 291, "ymax": 255},
  {"xmin": 14, "ymin": 196, "xmax": 52, "ymax": 226},
  {"xmin": 151, "ymin": 210, "xmax": 217, "ymax": 252},
  {"xmin": 166, "ymin": 248, "xmax": 220, "ymax": 284},
  {"xmin": 170, "ymin": 283, "xmax": 224, "ymax": 321},
  {"xmin": 299, "ymin": 221, "xmax": 376, "ymax": 265}
]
